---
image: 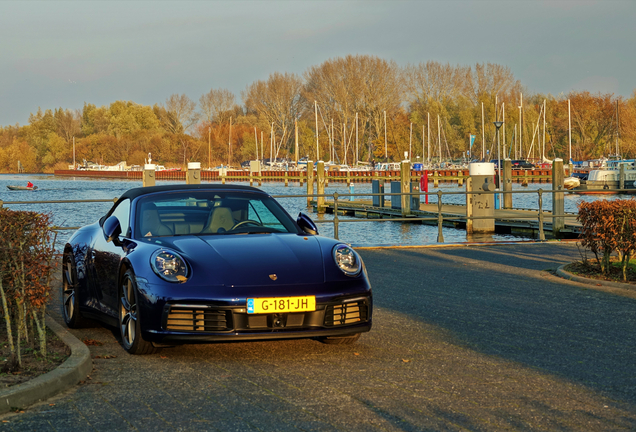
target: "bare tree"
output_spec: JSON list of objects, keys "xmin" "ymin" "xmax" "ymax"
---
[
  {"xmin": 160, "ymin": 94, "xmax": 199, "ymax": 134},
  {"xmin": 304, "ymin": 55, "xmax": 403, "ymax": 161},
  {"xmin": 243, "ymin": 72, "xmax": 304, "ymax": 159},
  {"xmin": 404, "ymin": 61, "xmax": 471, "ymax": 105},
  {"xmin": 199, "ymin": 88, "xmax": 236, "ymax": 125},
  {"xmin": 54, "ymin": 108, "xmax": 81, "ymax": 143}
]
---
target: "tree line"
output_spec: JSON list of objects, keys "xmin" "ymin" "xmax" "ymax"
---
[{"xmin": 1, "ymin": 54, "xmax": 635, "ymax": 173}]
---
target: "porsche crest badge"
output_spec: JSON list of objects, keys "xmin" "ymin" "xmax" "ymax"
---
[{"xmin": 269, "ymin": 274, "xmax": 278, "ymax": 281}]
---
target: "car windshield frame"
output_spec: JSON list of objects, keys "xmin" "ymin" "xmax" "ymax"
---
[{"xmin": 133, "ymin": 190, "xmax": 301, "ymax": 239}]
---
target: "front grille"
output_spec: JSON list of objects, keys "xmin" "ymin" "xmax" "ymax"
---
[
  {"xmin": 324, "ymin": 300, "xmax": 368, "ymax": 326},
  {"xmin": 165, "ymin": 306, "xmax": 231, "ymax": 332}
]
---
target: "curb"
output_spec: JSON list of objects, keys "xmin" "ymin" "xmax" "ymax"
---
[
  {"xmin": 556, "ymin": 265, "xmax": 636, "ymax": 291},
  {"xmin": 0, "ymin": 315, "xmax": 92, "ymax": 414}
]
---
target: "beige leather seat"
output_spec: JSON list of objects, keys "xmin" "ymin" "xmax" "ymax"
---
[
  {"xmin": 202, "ymin": 207, "xmax": 235, "ymax": 233},
  {"xmin": 140, "ymin": 203, "xmax": 173, "ymax": 237}
]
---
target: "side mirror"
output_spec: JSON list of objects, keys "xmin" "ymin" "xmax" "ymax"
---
[
  {"xmin": 103, "ymin": 215, "xmax": 122, "ymax": 246},
  {"xmin": 297, "ymin": 212, "xmax": 318, "ymax": 235}
]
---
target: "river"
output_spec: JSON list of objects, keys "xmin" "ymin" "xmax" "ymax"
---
[{"xmin": 0, "ymin": 173, "xmax": 630, "ymax": 248}]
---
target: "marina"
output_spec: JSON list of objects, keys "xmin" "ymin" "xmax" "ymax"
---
[{"xmin": 2, "ymin": 170, "xmax": 630, "ymax": 249}]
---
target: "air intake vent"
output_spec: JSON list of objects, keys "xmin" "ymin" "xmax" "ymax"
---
[
  {"xmin": 324, "ymin": 301, "xmax": 368, "ymax": 326},
  {"xmin": 166, "ymin": 306, "xmax": 230, "ymax": 332}
]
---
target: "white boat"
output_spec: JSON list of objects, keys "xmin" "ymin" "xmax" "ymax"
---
[
  {"xmin": 572, "ymin": 160, "xmax": 636, "ymax": 193},
  {"xmin": 563, "ymin": 177, "xmax": 580, "ymax": 190}
]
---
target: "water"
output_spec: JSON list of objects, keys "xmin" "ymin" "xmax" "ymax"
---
[{"xmin": 1, "ymin": 174, "xmax": 631, "ymax": 248}]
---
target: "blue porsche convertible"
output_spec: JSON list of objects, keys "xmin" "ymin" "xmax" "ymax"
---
[{"xmin": 62, "ymin": 184, "xmax": 372, "ymax": 354}]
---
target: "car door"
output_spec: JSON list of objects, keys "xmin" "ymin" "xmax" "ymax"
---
[{"xmin": 91, "ymin": 198, "xmax": 131, "ymax": 319}]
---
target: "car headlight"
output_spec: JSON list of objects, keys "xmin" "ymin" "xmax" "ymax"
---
[
  {"xmin": 151, "ymin": 250, "xmax": 189, "ymax": 283},
  {"xmin": 333, "ymin": 244, "xmax": 362, "ymax": 277}
]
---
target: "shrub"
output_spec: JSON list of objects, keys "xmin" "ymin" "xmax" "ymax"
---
[
  {"xmin": 578, "ymin": 199, "xmax": 636, "ymax": 281},
  {"xmin": 0, "ymin": 208, "xmax": 56, "ymax": 370}
]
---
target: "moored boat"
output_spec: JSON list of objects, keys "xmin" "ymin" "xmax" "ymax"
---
[
  {"xmin": 563, "ymin": 177, "xmax": 580, "ymax": 190},
  {"xmin": 571, "ymin": 161, "xmax": 636, "ymax": 194}
]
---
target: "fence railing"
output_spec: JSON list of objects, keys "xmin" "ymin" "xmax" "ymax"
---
[{"xmin": 1, "ymin": 188, "xmax": 582, "ymax": 244}]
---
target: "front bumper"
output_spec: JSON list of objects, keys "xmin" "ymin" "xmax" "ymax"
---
[{"xmin": 135, "ymin": 278, "xmax": 373, "ymax": 343}]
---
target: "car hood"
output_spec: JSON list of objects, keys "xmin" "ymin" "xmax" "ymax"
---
[{"xmin": 168, "ymin": 233, "xmax": 325, "ymax": 287}]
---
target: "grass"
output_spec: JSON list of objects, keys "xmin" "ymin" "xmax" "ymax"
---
[{"xmin": 565, "ymin": 257, "xmax": 636, "ymax": 284}]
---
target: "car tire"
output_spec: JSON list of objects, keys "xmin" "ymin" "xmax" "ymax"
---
[
  {"xmin": 318, "ymin": 333, "xmax": 361, "ymax": 345},
  {"xmin": 62, "ymin": 252, "xmax": 88, "ymax": 328},
  {"xmin": 119, "ymin": 269, "xmax": 158, "ymax": 355}
]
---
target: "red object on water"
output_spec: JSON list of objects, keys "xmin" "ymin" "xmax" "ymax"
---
[
  {"xmin": 27, "ymin": 181, "xmax": 33, "ymax": 188},
  {"xmin": 420, "ymin": 171, "xmax": 429, "ymax": 204}
]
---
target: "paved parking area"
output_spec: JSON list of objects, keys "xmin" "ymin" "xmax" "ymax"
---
[{"xmin": 1, "ymin": 242, "xmax": 635, "ymax": 431}]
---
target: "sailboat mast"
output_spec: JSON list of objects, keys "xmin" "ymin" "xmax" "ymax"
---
[
  {"xmin": 616, "ymin": 100, "xmax": 620, "ymax": 157},
  {"xmin": 481, "ymin": 102, "xmax": 485, "ymax": 161},
  {"xmin": 422, "ymin": 125, "xmax": 425, "ymax": 166},
  {"xmin": 427, "ymin": 112, "xmax": 430, "ymax": 165},
  {"xmin": 503, "ymin": 103, "xmax": 506, "ymax": 158},
  {"xmin": 355, "ymin": 112, "xmax": 358, "ymax": 165},
  {"xmin": 409, "ymin": 122, "xmax": 412, "ymax": 161},
  {"xmin": 437, "ymin": 114, "xmax": 441, "ymax": 164},
  {"xmin": 520, "ymin": 93, "xmax": 523, "ymax": 161},
  {"xmin": 254, "ymin": 127, "xmax": 258, "ymax": 161},
  {"xmin": 315, "ymin": 101, "xmax": 319, "ymax": 161},
  {"xmin": 543, "ymin": 99, "xmax": 546, "ymax": 162},
  {"xmin": 568, "ymin": 99, "xmax": 571, "ymax": 162}
]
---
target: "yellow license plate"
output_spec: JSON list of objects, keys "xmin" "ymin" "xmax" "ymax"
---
[{"xmin": 247, "ymin": 296, "xmax": 316, "ymax": 314}]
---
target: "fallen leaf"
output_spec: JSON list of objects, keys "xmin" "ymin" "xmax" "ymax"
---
[
  {"xmin": 596, "ymin": 284, "xmax": 602, "ymax": 286},
  {"xmin": 83, "ymin": 339, "xmax": 103, "ymax": 346},
  {"xmin": 160, "ymin": 356, "xmax": 167, "ymax": 359},
  {"xmin": 402, "ymin": 359, "xmax": 410, "ymax": 363},
  {"xmin": 353, "ymin": 353, "xmax": 360, "ymax": 356}
]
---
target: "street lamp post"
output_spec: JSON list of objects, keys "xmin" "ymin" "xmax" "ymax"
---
[{"xmin": 493, "ymin": 121, "xmax": 503, "ymax": 206}]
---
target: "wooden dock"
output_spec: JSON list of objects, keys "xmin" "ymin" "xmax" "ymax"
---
[{"xmin": 314, "ymin": 199, "xmax": 581, "ymax": 239}]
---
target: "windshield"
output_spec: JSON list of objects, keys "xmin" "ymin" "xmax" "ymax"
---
[{"xmin": 135, "ymin": 191, "xmax": 298, "ymax": 238}]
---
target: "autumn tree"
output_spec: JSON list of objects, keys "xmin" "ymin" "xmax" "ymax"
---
[
  {"xmin": 304, "ymin": 55, "xmax": 403, "ymax": 163},
  {"xmin": 199, "ymin": 88, "xmax": 236, "ymax": 126},
  {"xmin": 243, "ymin": 72, "xmax": 304, "ymax": 162}
]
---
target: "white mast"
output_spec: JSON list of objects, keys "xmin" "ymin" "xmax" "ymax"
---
[
  {"xmin": 502, "ymin": 103, "xmax": 506, "ymax": 158},
  {"xmin": 409, "ymin": 122, "xmax": 412, "ymax": 161},
  {"xmin": 355, "ymin": 112, "xmax": 358, "ymax": 165},
  {"xmin": 520, "ymin": 93, "xmax": 523, "ymax": 161},
  {"xmin": 437, "ymin": 114, "xmax": 441, "ymax": 164},
  {"xmin": 427, "ymin": 112, "xmax": 430, "ymax": 165},
  {"xmin": 254, "ymin": 127, "xmax": 258, "ymax": 160},
  {"xmin": 315, "ymin": 101, "xmax": 319, "ymax": 161},
  {"xmin": 384, "ymin": 111, "xmax": 387, "ymax": 160},
  {"xmin": 481, "ymin": 102, "xmax": 485, "ymax": 161},
  {"xmin": 568, "ymin": 99, "xmax": 571, "ymax": 162},
  {"xmin": 542, "ymin": 99, "xmax": 546, "ymax": 161},
  {"xmin": 422, "ymin": 124, "xmax": 425, "ymax": 165}
]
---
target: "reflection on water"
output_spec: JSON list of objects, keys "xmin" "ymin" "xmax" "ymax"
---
[{"xmin": 1, "ymin": 174, "xmax": 628, "ymax": 248}]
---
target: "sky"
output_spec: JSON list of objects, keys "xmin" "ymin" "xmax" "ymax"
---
[{"xmin": 1, "ymin": 0, "xmax": 634, "ymax": 127}]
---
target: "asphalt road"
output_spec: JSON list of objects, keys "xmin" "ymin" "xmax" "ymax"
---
[{"xmin": 1, "ymin": 242, "xmax": 635, "ymax": 431}]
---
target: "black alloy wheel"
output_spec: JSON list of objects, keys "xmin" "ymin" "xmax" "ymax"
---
[{"xmin": 62, "ymin": 252, "xmax": 87, "ymax": 328}]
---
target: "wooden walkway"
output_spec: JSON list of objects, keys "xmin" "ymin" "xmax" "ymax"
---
[{"xmin": 315, "ymin": 199, "xmax": 581, "ymax": 238}]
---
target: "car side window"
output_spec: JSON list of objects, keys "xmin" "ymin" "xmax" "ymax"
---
[
  {"xmin": 110, "ymin": 199, "xmax": 131, "ymax": 238},
  {"xmin": 248, "ymin": 200, "xmax": 285, "ymax": 231}
]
